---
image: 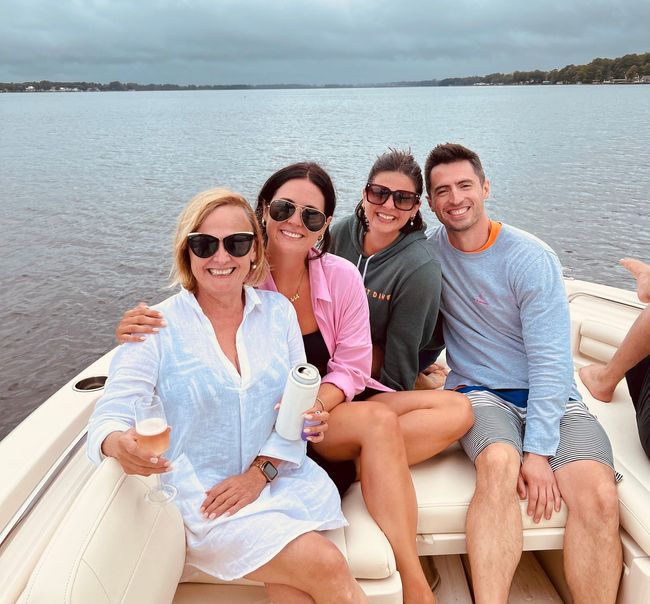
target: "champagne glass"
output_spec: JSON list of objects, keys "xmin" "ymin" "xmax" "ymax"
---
[{"xmin": 134, "ymin": 395, "xmax": 177, "ymax": 503}]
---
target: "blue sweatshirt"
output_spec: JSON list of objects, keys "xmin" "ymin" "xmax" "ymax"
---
[{"xmin": 427, "ymin": 223, "xmax": 580, "ymax": 456}]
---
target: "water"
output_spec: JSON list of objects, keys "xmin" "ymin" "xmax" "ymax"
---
[{"xmin": 1, "ymin": 86, "xmax": 649, "ymax": 439}]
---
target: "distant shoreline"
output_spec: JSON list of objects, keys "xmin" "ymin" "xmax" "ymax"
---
[
  {"xmin": 3, "ymin": 50, "xmax": 649, "ymax": 93},
  {"xmin": 3, "ymin": 81, "xmax": 650, "ymax": 93}
]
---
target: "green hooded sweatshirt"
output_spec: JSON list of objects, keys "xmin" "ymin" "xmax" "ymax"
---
[{"xmin": 330, "ymin": 213, "xmax": 443, "ymax": 391}]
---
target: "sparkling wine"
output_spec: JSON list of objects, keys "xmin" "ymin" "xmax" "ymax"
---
[{"xmin": 136, "ymin": 417, "xmax": 169, "ymax": 455}]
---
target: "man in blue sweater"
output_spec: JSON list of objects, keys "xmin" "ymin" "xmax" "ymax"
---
[{"xmin": 424, "ymin": 143, "xmax": 621, "ymax": 604}]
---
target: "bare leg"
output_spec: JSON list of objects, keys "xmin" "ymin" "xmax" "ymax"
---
[
  {"xmin": 312, "ymin": 402, "xmax": 435, "ymax": 604},
  {"xmin": 246, "ymin": 532, "xmax": 367, "ymax": 604},
  {"xmin": 579, "ymin": 305, "xmax": 650, "ymax": 402},
  {"xmin": 466, "ymin": 443, "xmax": 523, "ymax": 604},
  {"xmin": 554, "ymin": 461, "xmax": 621, "ymax": 604},
  {"xmin": 266, "ymin": 584, "xmax": 314, "ymax": 603},
  {"xmin": 369, "ymin": 390, "xmax": 473, "ymax": 464}
]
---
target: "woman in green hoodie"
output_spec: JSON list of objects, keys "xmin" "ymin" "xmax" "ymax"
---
[{"xmin": 330, "ymin": 149, "xmax": 443, "ymax": 392}]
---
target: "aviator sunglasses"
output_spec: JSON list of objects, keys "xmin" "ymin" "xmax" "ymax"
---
[
  {"xmin": 187, "ymin": 232, "xmax": 255, "ymax": 258},
  {"xmin": 268, "ymin": 199, "xmax": 327, "ymax": 232},
  {"xmin": 365, "ymin": 183, "xmax": 420, "ymax": 211}
]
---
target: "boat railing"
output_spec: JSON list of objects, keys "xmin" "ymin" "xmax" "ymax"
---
[
  {"xmin": 0, "ymin": 428, "xmax": 88, "ymax": 548},
  {"xmin": 568, "ymin": 290, "xmax": 645, "ymax": 311}
]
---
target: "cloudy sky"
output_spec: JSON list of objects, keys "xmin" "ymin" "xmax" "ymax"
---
[{"xmin": 1, "ymin": 0, "xmax": 648, "ymax": 85}]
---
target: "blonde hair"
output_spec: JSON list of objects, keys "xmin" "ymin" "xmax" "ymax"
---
[{"xmin": 170, "ymin": 188, "xmax": 269, "ymax": 293}]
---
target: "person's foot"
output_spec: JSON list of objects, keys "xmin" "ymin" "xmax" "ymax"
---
[
  {"xmin": 620, "ymin": 258, "xmax": 650, "ymax": 303},
  {"xmin": 579, "ymin": 364, "xmax": 616, "ymax": 402}
]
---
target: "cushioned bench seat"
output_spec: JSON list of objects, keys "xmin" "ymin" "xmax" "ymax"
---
[{"xmin": 578, "ymin": 380, "xmax": 650, "ymax": 557}]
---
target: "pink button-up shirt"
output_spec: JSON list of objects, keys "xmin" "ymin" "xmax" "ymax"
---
[{"xmin": 260, "ymin": 250, "xmax": 392, "ymax": 400}]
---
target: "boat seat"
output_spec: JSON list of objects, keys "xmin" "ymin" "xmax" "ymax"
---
[
  {"xmin": 570, "ymin": 295, "xmax": 650, "ymax": 558},
  {"xmin": 17, "ymin": 458, "xmax": 186, "ymax": 604}
]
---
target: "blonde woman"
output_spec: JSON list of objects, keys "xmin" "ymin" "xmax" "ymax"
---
[{"xmin": 89, "ymin": 188, "xmax": 366, "ymax": 603}]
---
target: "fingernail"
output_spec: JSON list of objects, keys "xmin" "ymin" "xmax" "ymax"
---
[
  {"xmin": 224, "ymin": 511, "xmax": 231, "ymax": 517},
  {"xmin": 209, "ymin": 513, "xmax": 216, "ymax": 520},
  {"xmin": 160, "ymin": 320, "xmax": 167, "ymax": 326},
  {"xmin": 139, "ymin": 336, "xmax": 146, "ymax": 341},
  {"xmin": 199, "ymin": 507, "xmax": 204, "ymax": 513},
  {"xmin": 152, "ymin": 327, "xmax": 160, "ymax": 333},
  {"xmin": 164, "ymin": 461, "xmax": 171, "ymax": 467},
  {"xmin": 150, "ymin": 457, "xmax": 158, "ymax": 463},
  {"xmin": 304, "ymin": 414, "xmax": 313, "ymax": 420}
]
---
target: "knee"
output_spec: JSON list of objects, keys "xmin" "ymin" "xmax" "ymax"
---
[
  {"xmin": 360, "ymin": 403, "xmax": 401, "ymax": 441},
  {"xmin": 475, "ymin": 443, "xmax": 520, "ymax": 487},
  {"xmin": 455, "ymin": 393, "xmax": 474, "ymax": 435},
  {"xmin": 316, "ymin": 540, "xmax": 353, "ymax": 581},
  {"xmin": 574, "ymin": 479, "xmax": 619, "ymax": 528}
]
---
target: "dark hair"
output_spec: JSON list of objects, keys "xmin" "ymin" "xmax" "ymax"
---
[
  {"xmin": 356, "ymin": 148, "xmax": 424, "ymax": 235},
  {"xmin": 255, "ymin": 162, "xmax": 336, "ymax": 257},
  {"xmin": 423, "ymin": 143, "xmax": 485, "ymax": 197}
]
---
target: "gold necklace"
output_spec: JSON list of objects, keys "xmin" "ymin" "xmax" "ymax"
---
[{"xmin": 289, "ymin": 267, "xmax": 307, "ymax": 304}]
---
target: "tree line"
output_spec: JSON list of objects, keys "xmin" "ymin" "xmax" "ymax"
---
[
  {"xmin": 2, "ymin": 52, "xmax": 649, "ymax": 92},
  {"xmin": 438, "ymin": 52, "xmax": 650, "ymax": 86}
]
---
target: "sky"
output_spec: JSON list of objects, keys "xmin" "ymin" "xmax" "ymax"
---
[{"xmin": 1, "ymin": 0, "xmax": 648, "ymax": 85}]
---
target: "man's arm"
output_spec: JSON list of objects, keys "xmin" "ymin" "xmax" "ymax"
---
[{"xmin": 516, "ymin": 249, "xmax": 574, "ymax": 456}]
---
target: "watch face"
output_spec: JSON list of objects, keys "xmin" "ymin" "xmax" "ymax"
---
[{"xmin": 262, "ymin": 461, "xmax": 278, "ymax": 481}]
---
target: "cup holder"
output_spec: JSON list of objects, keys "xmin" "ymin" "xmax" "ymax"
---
[{"xmin": 73, "ymin": 375, "xmax": 107, "ymax": 392}]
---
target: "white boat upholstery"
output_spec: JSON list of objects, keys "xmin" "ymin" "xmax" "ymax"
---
[
  {"xmin": 17, "ymin": 459, "xmax": 185, "ymax": 604},
  {"xmin": 580, "ymin": 383, "xmax": 650, "ymax": 556}
]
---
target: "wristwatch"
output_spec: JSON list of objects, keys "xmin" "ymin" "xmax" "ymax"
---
[{"xmin": 252, "ymin": 459, "xmax": 278, "ymax": 483}]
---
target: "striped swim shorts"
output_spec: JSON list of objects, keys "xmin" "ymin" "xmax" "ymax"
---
[{"xmin": 459, "ymin": 389, "xmax": 622, "ymax": 480}]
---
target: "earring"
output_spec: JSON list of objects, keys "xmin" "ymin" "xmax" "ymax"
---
[
  {"xmin": 261, "ymin": 218, "xmax": 266, "ymax": 229},
  {"xmin": 251, "ymin": 262, "xmax": 257, "ymax": 269},
  {"xmin": 409, "ymin": 216, "xmax": 415, "ymax": 227},
  {"xmin": 317, "ymin": 235, "xmax": 323, "ymax": 242}
]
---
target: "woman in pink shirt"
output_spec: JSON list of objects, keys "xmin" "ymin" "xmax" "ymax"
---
[{"xmin": 117, "ymin": 162, "xmax": 472, "ymax": 604}]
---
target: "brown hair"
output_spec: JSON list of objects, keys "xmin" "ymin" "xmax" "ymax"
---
[{"xmin": 170, "ymin": 188, "xmax": 268, "ymax": 293}]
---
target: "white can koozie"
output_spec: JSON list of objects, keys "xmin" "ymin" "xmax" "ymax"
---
[{"xmin": 275, "ymin": 363, "xmax": 321, "ymax": 440}]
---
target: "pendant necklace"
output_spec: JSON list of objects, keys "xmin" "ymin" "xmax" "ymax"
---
[{"xmin": 290, "ymin": 267, "xmax": 307, "ymax": 304}]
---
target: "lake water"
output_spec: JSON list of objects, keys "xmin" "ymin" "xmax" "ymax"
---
[{"xmin": 1, "ymin": 85, "xmax": 649, "ymax": 439}]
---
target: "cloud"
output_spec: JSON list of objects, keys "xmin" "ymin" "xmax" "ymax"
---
[{"xmin": 1, "ymin": 0, "xmax": 648, "ymax": 84}]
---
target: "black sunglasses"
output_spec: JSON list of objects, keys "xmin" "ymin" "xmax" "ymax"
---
[
  {"xmin": 268, "ymin": 199, "xmax": 327, "ymax": 233},
  {"xmin": 187, "ymin": 232, "xmax": 254, "ymax": 258},
  {"xmin": 365, "ymin": 183, "xmax": 420, "ymax": 211}
]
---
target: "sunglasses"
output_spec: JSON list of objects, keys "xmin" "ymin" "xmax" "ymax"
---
[
  {"xmin": 187, "ymin": 232, "xmax": 254, "ymax": 258},
  {"xmin": 365, "ymin": 183, "xmax": 420, "ymax": 211},
  {"xmin": 268, "ymin": 199, "xmax": 327, "ymax": 233}
]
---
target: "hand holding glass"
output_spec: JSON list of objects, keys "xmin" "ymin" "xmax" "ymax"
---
[{"xmin": 134, "ymin": 395, "xmax": 177, "ymax": 503}]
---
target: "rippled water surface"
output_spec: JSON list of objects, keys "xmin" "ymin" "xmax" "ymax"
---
[{"xmin": 1, "ymin": 86, "xmax": 649, "ymax": 439}]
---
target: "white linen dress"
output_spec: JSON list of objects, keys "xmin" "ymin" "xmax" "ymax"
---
[{"xmin": 88, "ymin": 287, "xmax": 346, "ymax": 580}]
